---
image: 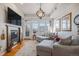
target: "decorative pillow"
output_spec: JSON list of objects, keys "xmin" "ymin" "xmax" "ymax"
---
[
  {"xmin": 60, "ymin": 36, "xmax": 72, "ymax": 45},
  {"xmin": 55, "ymin": 37, "xmax": 60, "ymax": 41}
]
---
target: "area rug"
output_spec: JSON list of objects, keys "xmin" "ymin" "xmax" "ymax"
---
[{"xmin": 15, "ymin": 40, "xmax": 37, "ymax": 56}]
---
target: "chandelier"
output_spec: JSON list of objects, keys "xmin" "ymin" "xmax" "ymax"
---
[{"xmin": 36, "ymin": 3, "xmax": 45, "ymax": 19}]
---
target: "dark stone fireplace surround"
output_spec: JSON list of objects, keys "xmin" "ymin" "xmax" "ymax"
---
[{"xmin": 6, "ymin": 24, "xmax": 21, "ymax": 52}]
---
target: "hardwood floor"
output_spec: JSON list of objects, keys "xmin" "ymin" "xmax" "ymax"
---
[
  {"xmin": 16, "ymin": 40, "xmax": 37, "ymax": 56},
  {"xmin": 3, "ymin": 41, "xmax": 24, "ymax": 56}
]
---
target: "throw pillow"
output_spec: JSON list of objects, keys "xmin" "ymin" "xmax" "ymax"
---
[
  {"xmin": 55, "ymin": 37, "xmax": 60, "ymax": 41},
  {"xmin": 71, "ymin": 39, "xmax": 79, "ymax": 45}
]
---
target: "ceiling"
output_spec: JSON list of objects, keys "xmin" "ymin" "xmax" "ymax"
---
[
  {"xmin": 15, "ymin": 3, "xmax": 76, "ymax": 19},
  {"xmin": 15, "ymin": 3, "xmax": 60, "ymax": 17}
]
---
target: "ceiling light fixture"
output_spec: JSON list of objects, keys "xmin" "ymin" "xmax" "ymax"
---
[{"xmin": 36, "ymin": 3, "xmax": 45, "ymax": 19}]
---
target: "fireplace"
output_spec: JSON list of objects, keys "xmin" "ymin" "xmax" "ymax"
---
[
  {"xmin": 6, "ymin": 25, "xmax": 21, "ymax": 52},
  {"xmin": 11, "ymin": 30, "xmax": 19, "ymax": 47}
]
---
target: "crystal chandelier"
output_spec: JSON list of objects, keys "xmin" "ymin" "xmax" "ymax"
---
[{"xmin": 36, "ymin": 3, "xmax": 45, "ymax": 19}]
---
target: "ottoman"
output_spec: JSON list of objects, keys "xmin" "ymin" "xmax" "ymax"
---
[{"xmin": 36, "ymin": 40, "xmax": 54, "ymax": 56}]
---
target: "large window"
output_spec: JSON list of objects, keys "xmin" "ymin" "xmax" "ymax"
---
[
  {"xmin": 32, "ymin": 21, "xmax": 39, "ymax": 31},
  {"xmin": 61, "ymin": 13, "xmax": 71, "ymax": 31},
  {"xmin": 54, "ymin": 19, "xmax": 61, "ymax": 32},
  {"xmin": 54, "ymin": 13, "xmax": 72, "ymax": 32},
  {"xmin": 55, "ymin": 20, "xmax": 60, "ymax": 30},
  {"xmin": 39, "ymin": 21, "xmax": 49, "ymax": 32},
  {"xmin": 26, "ymin": 20, "xmax": 50, "ymax": 34},
  {"xmin": 32, "ymin": 21, "xmax": 49, "ymax": 32}
]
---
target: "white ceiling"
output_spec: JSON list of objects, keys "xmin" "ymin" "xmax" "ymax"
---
[
  {"xmin": 15, "ymin": 3, "xmax": 60, "ymax": 16},
  {"xmin": 15, "ymin": 3, "xmax": 76, "ymax": 19}
]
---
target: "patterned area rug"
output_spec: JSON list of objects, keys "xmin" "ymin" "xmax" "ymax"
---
[{"xmin": 16, "ymin": 40, "xmax": 37, "ymax": 56}]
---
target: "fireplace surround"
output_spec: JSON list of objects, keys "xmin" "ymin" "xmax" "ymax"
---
[{"xmin": 6, "ymin": 24, "xmax": 21, "ymax": 52}]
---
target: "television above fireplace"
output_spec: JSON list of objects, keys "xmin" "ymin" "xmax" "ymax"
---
[{"xmin": 7, "ymin": 7, "xmax": 21, "ymax": 26}]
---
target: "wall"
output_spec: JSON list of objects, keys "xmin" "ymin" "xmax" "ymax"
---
[
  {"xmin": 0, "ymin": 23, "xmax": 6, "ymax": 55},
  {"xmin": 0, "ymin": 4, "xmax": 24, "ymax": 55},
  {"xmin": 50, "ymin": 4, "xmax": 79, "ymax": 39},
  {"xmin": 0, "ymin": 4, "xmax": 7, "ymax": 55}
]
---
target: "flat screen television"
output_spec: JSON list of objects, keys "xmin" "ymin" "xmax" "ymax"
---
[{"xmin": 7, "ymin": 7, "xmax": 21, "ymax": 26}]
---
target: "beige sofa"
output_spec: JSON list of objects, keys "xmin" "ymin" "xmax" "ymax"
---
[
  {"xmin": 52, "ymin": 38, "xmax": 79, "ymax": 56},
  {"xmin": 52, "ymin": 44, "xmax": 79, "ymax": 56},
  {"xmin": 36, "ymin": 37, "xmax": 79, "ymax": 56}
]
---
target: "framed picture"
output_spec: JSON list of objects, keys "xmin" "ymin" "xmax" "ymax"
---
[
  {"xmin": 61, "ymin": 13, "xmax": 72, "ymax": 31},
  {"xmin": 1, "ymin": 30, "xmax": 5, "ymax": 40}
]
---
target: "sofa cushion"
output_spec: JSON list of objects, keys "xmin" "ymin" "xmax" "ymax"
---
[
  {"xmin": 52, "ymin": 44, "xmax": 79, "ymax": 56},
  {"xmin": 72, "ymin": 39, "xmax": 79, "ymax": 45},
  {"xmin": 37, "ymin": 40, "xmax": 54, "ymax": 48},
  {"xmin": 60, "ymin": 36, "xmax": 72, "ymax": 45},
  {"xmin": 71, "ymin": 35, "xmax": 79, "ymax": 45}
]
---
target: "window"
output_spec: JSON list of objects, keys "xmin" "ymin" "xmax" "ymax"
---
[
  {"xmin": 55, "ymin": 20, "xmax": 60, "ymax": 29},
  {"xmin": 39, "ymin": 21, "xmax": 49, "ymax": 32},
  {"xmin": 54, "ymin": 19, "xmax": 61, "ymax": 32},
  {"xmin": 61, "ymin": 13, "xmax": 71, "ymax": 31},
  {"xmin": 26, "ymin": 20, "xmax": 50, "ymax": 35},
  {"xmin": 32, "ymin": 23, "xmax": 38, "ymax": 30}
]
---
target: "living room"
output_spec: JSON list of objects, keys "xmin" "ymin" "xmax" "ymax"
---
[{"xmin": 0, "ymin": 3, "xmax": 79, "ymax": 56}]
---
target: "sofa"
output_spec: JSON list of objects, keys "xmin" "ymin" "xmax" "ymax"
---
[
  {"xmin": 52, "ymin": 44, "xmax": 79, "ymax": 56},
  {"xmin": 36, "ymin": 36, "xmax": 49, "ymax": 42},
  {"xmin": 36, "ymin": 36, "xmax": 79, "ymax": 56}
]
